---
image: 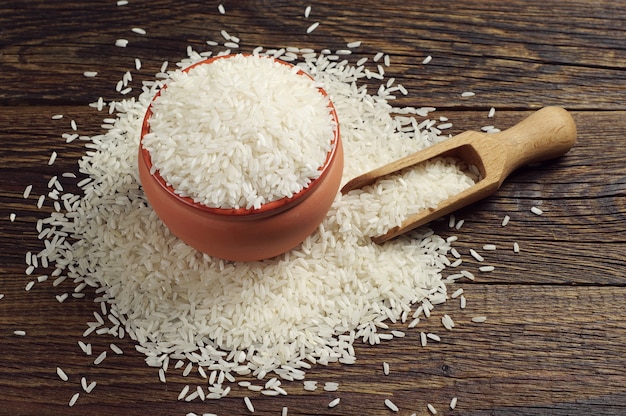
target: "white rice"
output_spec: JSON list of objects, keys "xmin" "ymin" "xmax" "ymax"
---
[
  {"xmin": 461, "ymin": 91, "xmax": 475, "ymax": 97},
  {"xmin": 48, "ymin": 151, "xmax": 58, "ymax": 165},
  {"xmin": 93, "ymin": 351, "xmax": 107, "ymax": 365},
  {"xmin": 531, "ymin": 206, "xmax": 543, "ymax": 215},
  {"xmin": 244, "ymin": 396, "xmax": 254, "ymax": 412},
  {"xmin": 68, "ymin": 392, "xmax": 79, "ymax": 407},
  {"xmin": 142, "ymin": 54, "xmax": 335, "ymax": 210},
  {"xmin": 56, "ymin": 367, "xmax": 68, "ymax": 382},
  {"xmin": 385, "ymin": 398, "xmax": 399, "ymax": 412},
  {"xmin": 115, "ymin": 39, "xmax": 129, "ymax": 48},
  {"xmin": 178, "ymin": 385, "xmax": 190, "ymax": 400},
  {"xmin": 83, "ymin": 71, "xmax": 98, "ymax": 78},
  {"xmin": 306, "ymin": 22, "xmax": 319, "ymax": 33},
  {"xmin": 217, "ymin": 4, "xmax": 225, "ymax": 14},
  {"xmin": 450, "ymin": 288, "xmax": 463, "ymax": 298},
  {"xmin": 450, "ymin": 396, "xmax": 458, "ymax": 409},
  {"xmin": 426, "ymin": 333, "xmax": 441, "ymax": 342},
  {"xmin": 442, "ymin": 314, "xmax": 455, "ymax": 330},
  {"xmin": 30, "ymin": 35, "xmax": 488, "ymax": 403},
  {"xmin": 131, "ymin": 27, "xmax": 146, "ymax": 35},
  {"xmin": 328, "ymin": 398, "xmax": 340, "ymax": 408},
  {"xmin": 427, "ymin": 403, "xmax": 437, "ymax": 414},
  {"xmin": 469, "ymin": 249, "xmax": 484, "ymax": 262},
  {"xmin": 303, "ymin": 380, "xmax": 317, "ymax": 391},
  {"xmin": 501, "ymin": 214, "xmax": 510, "ymax": 226},
  {"xmin": 304, "ymin": 5, "xmax": 311, "ymax": 18},
  {"xmin": 323, "ymin": 382, "xmax": 339, "ymax": 392}
]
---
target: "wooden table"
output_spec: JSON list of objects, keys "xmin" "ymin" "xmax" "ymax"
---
[{"xmin": 1, "ymin": 1, "xmax": 625, "ymax": 415}]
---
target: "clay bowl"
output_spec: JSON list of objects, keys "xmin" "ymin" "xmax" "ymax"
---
[{"xmin": 138, "ymin": 54, "xmax": 343, "ymax": 262}]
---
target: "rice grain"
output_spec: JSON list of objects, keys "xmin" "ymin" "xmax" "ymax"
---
[
  {"xmin": 93, "ymin": 351, "xmax": 107, "ymax": 365},
  {"xmin": 450, "ymin": 396, "xmax": 458, "ymax": 409},
  {"xmin": 385, "ymin": 398, "xmax": 399, "ymax": 412},
  {"xmin": 306, "ymin": 22, "xmax": 319, "ymax": 33},
  {"xmin": 244, "ymin": 396, "xmax": 254, "ymax": 412},
  {"xmin": 56, "ymin": 367, "xmax": 68, "ymax": 382}
]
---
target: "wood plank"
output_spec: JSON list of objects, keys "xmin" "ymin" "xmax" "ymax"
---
[
  {"xmin": 0, "ymin": 283, "xmax": 624, "ymax": 415},
  {"xmin": 1, "ymin": 1, "xmax": 626, "ymax": 108}
]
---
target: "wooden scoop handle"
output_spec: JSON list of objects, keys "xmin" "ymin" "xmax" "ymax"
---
[{"xmin": 494, "ymin": 106, "xmax": 577, "ymax": 179}]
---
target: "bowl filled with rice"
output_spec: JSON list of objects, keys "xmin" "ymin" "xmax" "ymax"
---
[{"xmin": 138, "ymin": 53, "xmax": 343, "ymax": 261}]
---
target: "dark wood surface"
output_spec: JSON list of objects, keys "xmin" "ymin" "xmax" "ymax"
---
[{"xmin": 1, "ymin": 1, "xmax": 625, "ymax": 415}]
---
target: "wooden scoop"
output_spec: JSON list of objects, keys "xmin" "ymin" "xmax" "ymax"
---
[{"xmin": 340, "ymin": 106, "xmax": 577, "ymax": 243}]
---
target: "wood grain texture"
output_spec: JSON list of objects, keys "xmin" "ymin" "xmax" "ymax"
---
[{"xmin": 0, "ymin": 0, "xmax": 625, "ymax": 415}]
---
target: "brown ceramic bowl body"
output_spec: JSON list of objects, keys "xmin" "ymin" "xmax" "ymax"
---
[{"xmin": 138, "ymin": 55, "xmax": 343, "ymax": 262}]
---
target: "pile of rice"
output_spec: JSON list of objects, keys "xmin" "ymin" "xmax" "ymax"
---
[
  {"xmin": 142, "ymin": 54, "xmax": 336, "ymax": 210},
  {"xmin": 33, "ymin": 39, "xmax": 478, "ymax": 399}
]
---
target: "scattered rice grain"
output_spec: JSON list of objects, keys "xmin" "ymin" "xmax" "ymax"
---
[
  {"xmin": 93, "ymin": 351, "xmax": 107, "ymax": 365},
  {"xmin": 306, "ymin": 21, "xmax": 319, "ymax": 33},
  {"xmin": 178, "ymin": 385, "xmax": 190, "ymax": 400},
  {"xmin": 450, "ymin": 396, "xmax": 458, "ymax": 409},
  {"xmin": 244, "ymin": 396, "xmax": 254, "ymax": 412},
  {"xmin": 328, "ymin": 398, "xmax": 340, "ymax": 408},
  {"xmin": 469, "ymin": 249, "xmax": 484, "ymax": 262},
  {"xmin": 501, "ymin": 215, "xmax": 510, "ymax": 226},
  {"xmin": 56, "ymin": 367, "xmax": 68, "ymax": 382},
  {"xmin": 385, "ymin": 398, "xmax": 399, "ymax": 412}
]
